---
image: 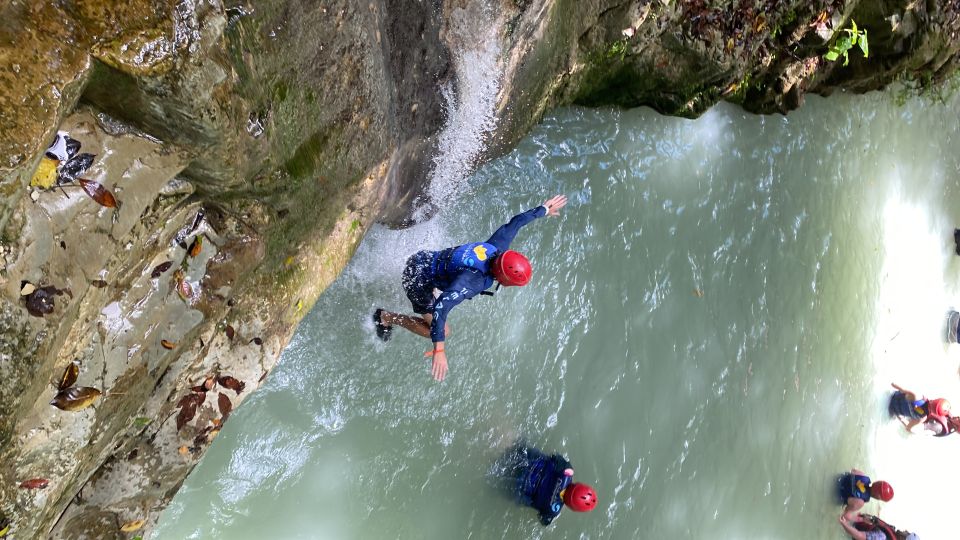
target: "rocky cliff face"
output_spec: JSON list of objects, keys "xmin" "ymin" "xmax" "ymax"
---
[{"xmin": 0, "ymin": 1, "xmax": 957, "ymax": 538}]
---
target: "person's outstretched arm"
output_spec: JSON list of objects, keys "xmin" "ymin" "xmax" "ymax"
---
[
  {"xmin": 839, "ymin": 514, "xmax": 867, "ymax": 540},
  {"xmin": 427, "ymin": 272, "xmax": 485, "ymax": 381},
  {"xmin": 487, "ymin": 195, "xmax": 567, "ymax": 252}
]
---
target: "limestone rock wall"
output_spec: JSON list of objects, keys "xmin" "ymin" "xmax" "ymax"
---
[{"xmin": 0, "ymin": 0, "xmax": 958, "ymax": 538}]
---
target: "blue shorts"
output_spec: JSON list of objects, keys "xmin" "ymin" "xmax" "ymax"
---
[{"xmin": 402, "ymin": 251, "xmax": 437, "ymax": 314}]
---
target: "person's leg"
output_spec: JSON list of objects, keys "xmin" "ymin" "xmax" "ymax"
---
[
  {"xmin": 379, "ymin": 310, "xmax": 431, "ymax": 338},
  {"xmin": 378, "ymin": 311, "xmax": 449, "ymax": 339}
]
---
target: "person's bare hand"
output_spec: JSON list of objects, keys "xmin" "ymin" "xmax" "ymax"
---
[
  {"xmin": 542, "ymin": 194, "xmax": 567, "ymax": 217},
  {"xmin": 432, "ymin": 350, "xmax": 448, "ymax": 382}
]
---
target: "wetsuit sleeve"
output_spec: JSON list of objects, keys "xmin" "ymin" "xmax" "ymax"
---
[
  {"xmin": 486, "ymin": 206, "xmax": 547, "ymax": 252},
  {"xmin": 430, "ymin": 271, "xmax": 484, "ymax": 342}
]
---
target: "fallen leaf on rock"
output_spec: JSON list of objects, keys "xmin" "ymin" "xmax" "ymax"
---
[
  {"xmin": 217, "ymin": 376, "xmax": 245, "ymax": 395},
  {"xmin": 178, "ymin": 445, "xmax": 189, "ymax": 455},
  {"xmin": 19, "ymin": 478, "xmax": 49, "ymax": 489},
  {"xmin": 0, "ymin": 517, "xmax": 10, "ymax": 537},
  {"xmin": 175, "ymin": 393, "xmax": 204, "ymax": 431},
  {"xmin": 187, "ymin": 235, "xmax": 203, "ymax": 257},
  {"xmin": 58, "ymin": 361, "xmax": 79, "ymax": 391},
  {"xmin": 151, "ymin": 261, "xmax": 173, "ymax": 278},
  {"xmin": 225, "ymin": 325, "xmax": 235, "ymax": 340},
  {"xmin": 119, "ymin": 519, "xmax": 145, "ymax": 532},
  {"xmin": 161, "ymin": 340, "xmax": 177, "ymax": 350},
  {"xmin": 211, "ymin": 418, "xmax": 221, "ymax": 427},
  {"xmin": 78, "ymin": 178, "xmax": 118, "ymax": 208},
  {"xmin": 218, "ymin": 392, "xmax": 232, "ymax": 418},
  {"xmin": 133, "ymin": 417, "xmax": 151, "ymax": 427},
  {"xmin": 91, "ymin": 280, "xmax": 108, "ymax": 288},
  {"xmin": 30, "ymin": 157, "xmax": 59, "ymax": 189},
  {"xmin": 50, "ymin": 387, "xmax": 102, "ymax": 411}
]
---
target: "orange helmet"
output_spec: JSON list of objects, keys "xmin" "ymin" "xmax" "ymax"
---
[
  {"xmin": 870, "ymin": 480, "xmax": 894, "ymax": 502},
  {"xmin": 563, "ymin": 483, "xmax": 597, "ymax": 512},
  {"xmin": 491, "ymin": 250, "xmax": 531, "ymax": 286}
]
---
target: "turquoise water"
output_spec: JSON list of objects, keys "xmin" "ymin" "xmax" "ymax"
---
[{"xmin": 156, "ymin": 90, "xmax": 960, "ymax": 539}]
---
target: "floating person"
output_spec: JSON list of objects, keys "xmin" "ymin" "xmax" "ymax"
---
[
  {"xmin": 373, "ymin": 195, "xmax": 568, "ymax": 381},
  {"xmin": 839, "ymin": 513, "xmax": 919, "ymax": 540},
  {"xmin": 497, "ymin": 442, "xmax": 597, "ymax": 525},
  {"xmin": 836, "ymin": 468, "xmax": 893, "ymax": 520},
  {"xmin": 888, "ymin": 383, "xmax": 952, "ymax": 434}
]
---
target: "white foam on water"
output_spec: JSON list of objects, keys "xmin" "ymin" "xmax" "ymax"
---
[{"xmin": 869, "ymin": 181, "xmax": 960, "ymax": 538}]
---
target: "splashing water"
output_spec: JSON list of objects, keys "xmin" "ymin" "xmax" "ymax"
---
[{"xmin": 418, "ymin": 4, "xmax": 503, "ymax": 221}]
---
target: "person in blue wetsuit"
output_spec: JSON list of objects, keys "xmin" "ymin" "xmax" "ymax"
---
[
  {"xmin": 373, "ymin": 194, "xmax": 567, "ymax": 381},
  {"xmin": 888, "ymin": 382, "xmax": 952, "ymax": 434},
  {"xmin": 836, "ymin": 468, "xmax": 894, "ymax": 521},
  {"xmin": 500, "ymin": 443, "xmax": 597, "ymax": 525}
]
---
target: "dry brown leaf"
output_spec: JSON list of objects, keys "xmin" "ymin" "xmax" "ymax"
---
[
  {"xmin": 19, "ymin": 478, "xmax": 49, "ymax": 489},
  {"xmin": 50, "ymin": 387, "xmax": 101, "ymax": 412},
  {"xmin": 58, "ymin": 361, "xmax": 80, "ymax": 391},
  {"xmin": 119, "ymin": 519, "xmax": 146, "ymax": 532},
  {"xmin": 187, "ymin": 235, "xmax": 203, "ymax": 258},
  {"xmin": 161, "ymin": 340, "xmax": 177, "ymax": 350},
  {"xmin": 178, "ymin": 445, "xmax": 189, "ymax": 455},
  {"xmin": 78, "ymin": 178, "xmax": 118, "ymax": 208},
  {"xmin": 218, "ymin": 392, "xmax": 232, "ymax": 418},
  {"xmin": 217, "ymin": 376, "xmax": 245, "ymax": 395},
  {"xmin": 151, "ymin": 261, "xmax": 173, "ymax": 278}
]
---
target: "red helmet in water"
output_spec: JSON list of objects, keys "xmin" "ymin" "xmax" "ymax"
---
[
  {"xmin": 491, "ymin": 250, "xmax": 531, "ymax": 286},
  {"xmin": 929, "ymin": 398, "xmax": 951, "ymax": 417},
  {"xmin": 563, "ymin": 483, "xmax": 597, "ymax": 512},
  {"xmin": 870, "ymin": 481, "xmax": 894, "ymax": 502}
]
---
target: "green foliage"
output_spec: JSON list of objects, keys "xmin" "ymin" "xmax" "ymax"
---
[
  {"xmin": 824, "ymin": 20, "xmax": 868, "ymax": 66},
  {"xmin": 605, "ymin": 38, "xmax": 629, "ymax": 61},
  {"xmin": 770, "ymin": 9, "xmax": 797, "ymax": 39}
]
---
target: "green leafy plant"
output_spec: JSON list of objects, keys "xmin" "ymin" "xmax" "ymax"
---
[{"xmin": 824, "ymin": 20, "xmax": 868, "ymax": 66}]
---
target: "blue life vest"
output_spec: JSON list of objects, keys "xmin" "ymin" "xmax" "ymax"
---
[
  {"xmin": 844, "ymin": 473, "xmax": 872, "ymax": 502},
  {"xmin": 433, "ymin": 242, "xmax": 499, "ymax": 281}
]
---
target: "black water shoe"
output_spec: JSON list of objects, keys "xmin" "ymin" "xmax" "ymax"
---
[{"xmin": 373, "ymin": 308, "xmax": 392, "ymax": 342}]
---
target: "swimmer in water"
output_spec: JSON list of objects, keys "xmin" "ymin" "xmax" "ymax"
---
[{"xmin": 498, "ymin": 442, "xmax": 597, "ymax": 525}]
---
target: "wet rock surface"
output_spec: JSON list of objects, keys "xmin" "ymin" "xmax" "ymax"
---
[{"xmin": 0, "ymin": 0, "xmax": 958, "ymax": 538}]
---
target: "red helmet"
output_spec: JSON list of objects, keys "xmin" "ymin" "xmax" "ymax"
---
[
  {"xmin": 491, "ymin": 250, "xmax": 531, "ymax": 287},
  {"xmin": 870, "ymin": 480, "xmax": 894, "ymax": 502},
  {"xmin": 563, "ymin": 483, "xmax": 597, "ymax": 512},
  {"xmin": 930, "ymin": 398, "xmax": 951, "ymax": 417}
]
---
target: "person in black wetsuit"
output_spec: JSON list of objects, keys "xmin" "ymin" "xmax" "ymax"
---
[
  {"xmin": 373, "ymin": 194, "xmax": 568, "ymax": 381},
  {"xmin": 500, "ymin": 443, "xmax": 597, "ymax": 525}
]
